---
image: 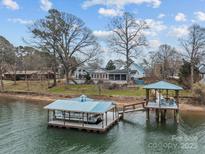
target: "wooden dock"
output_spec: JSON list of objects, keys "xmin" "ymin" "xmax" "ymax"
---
[
  {"xmin": 48, "ymin": 112, "xmax": 121, "ymax": 133},
  {"xmin": 119, "ymin": 102, "xmax": 145, "ymax": 119}
]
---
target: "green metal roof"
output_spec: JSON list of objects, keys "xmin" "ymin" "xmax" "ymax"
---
[
  {"xmin": 143, "ymin": 81, "xmax": 183, "ymax": 90},
  {"xmin": 44, "ymin": 95, "xmax": 115, "ymax": 113}
]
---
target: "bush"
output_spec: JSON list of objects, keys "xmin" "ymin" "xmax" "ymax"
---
[
  {"xmin": 84, "ymin": 73, "xmax": 94, "ymax": 84},
  {"xmin": 108, "ymin": 83, "xmax": 120, "ymax": 90},
  {"xmin": 84, "ymin": 79, "xmax": 94, "ymax": 84},
  {"xmin": 192, "ymin": 83, "xmax": 205, "ymax": 104}
]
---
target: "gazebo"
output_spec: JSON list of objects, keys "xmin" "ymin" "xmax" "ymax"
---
[
  {"xmin": 144, "ymin": 81, "xmax": 183, "ymax": 123},
  {"xmin": 44, "ymin": 95, "xmax": 119, "ymax": 133}
]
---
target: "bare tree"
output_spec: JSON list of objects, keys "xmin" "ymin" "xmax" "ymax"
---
[
  {"xmin": 87, "ymin": 58, "xmax": 104, "ymax": 69},
  {"xmin": 30, "ymin": 9, "xmax": 99, "ymax": 84},
  {"xmin": 150, "ymin": 44, "xmax": 181, "ymax": 79},
  {"xmin": 108, "ymin": 12, "xmax": 148, "ymax": 83},
  {"xmin": 180, "ymin": 24, "xmax": 205, "ymax": 88}
]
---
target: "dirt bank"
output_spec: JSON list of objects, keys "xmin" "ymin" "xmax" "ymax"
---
[{"xmin": 0, "ymin": 92, "xmax": 204, "ymax": 112}]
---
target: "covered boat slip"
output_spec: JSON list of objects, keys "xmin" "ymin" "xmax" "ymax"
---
[
  {"xmin": 44, "ymin": 95, "xmax": 120, "ymax": 133},
  {"xmin": 144, "ymin": 81, "xmax": 183, "ymax": 123}
]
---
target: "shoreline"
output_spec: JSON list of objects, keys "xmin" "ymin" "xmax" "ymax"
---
[{"xmin": 0, "ymin": 92, "xmax": 204, "ymax": 112}]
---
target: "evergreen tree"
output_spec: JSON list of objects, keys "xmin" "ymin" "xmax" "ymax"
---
[{"xmin": 106, "ymin": 60, "xmax": 116, "ymax": 70}]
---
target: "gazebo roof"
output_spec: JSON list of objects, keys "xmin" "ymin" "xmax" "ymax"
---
[
  {"xmin": 143, "ymin": 81, "xmax": 183, "ymax": 90},
  {"xmin": 44, "ymin": 95, "xmax": 115, "ymax": 113}
]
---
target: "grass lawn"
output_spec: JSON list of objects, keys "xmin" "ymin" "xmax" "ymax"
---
[
  {"xmin": 3, "ymin": 80, "xmax": 49, "ymax": 93},
  {"xmin": 3, "ymin": 80, "xmax": 191, "ymax": 97},
  {"xmin": 49, "ymin": 84, "xmax": 145, "ymax": 96}
]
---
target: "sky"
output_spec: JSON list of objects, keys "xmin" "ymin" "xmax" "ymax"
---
[{"xmin": 1, "ymin": 0, "xmax": 205, "ymax": 62}]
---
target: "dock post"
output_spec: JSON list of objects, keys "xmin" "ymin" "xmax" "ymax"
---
[
  {"xmin": 53, "ymin": 110, "xmax": 55, "ymax": 120},
  {"xmin": 161, "ymin": 110, "xmax": 165, "ymax": 122},
  {"xmin": 146, "ymin": 109, "xmax": 150, "ymax": 120},
  {"xmin": 159, "ymin": 110, "xmax": 161, "ymax": 123},
  {"xmin": 113, "ymin": 108, "xmax": 114, "ymax": 120},
  {"xmin": 47, "ymin": 110, "xmax": 49, "ymax": 122},
  {"xmin": 87, "ymin": 113, "xmax": 88, "ymax": 124},
  {"xmin": 176, "ymin": 110, "xmax": 179, "ymax": 123},
  {"xmin": 164, "ymin": 109, "xmax": 167, "ymax": 120},
  {"xmin": 105, "ymin": 112, "xmax": 107, "ymax": 126},
  {"xmin": 63, "ymin": 111, "xmax": 65, "ymax": 125},
  {"xmin": 122, "ymin": 106, "xmax": 125, "ymax": 119},
  {"xmin": 82, "ymin": 112, "xmax": 84, "ymax": 127},
  {"xmin": 102, "ymin": 114, "xmax": 104, "ymax": 128},
  {"xmin": 156, "ymin": 109, "xmax": 159, "ymax": 122}
]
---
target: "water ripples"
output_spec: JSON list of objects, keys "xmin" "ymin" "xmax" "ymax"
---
[{"xmin": 0, "ymin": 99, "xmax": 205, "ymax": 153}]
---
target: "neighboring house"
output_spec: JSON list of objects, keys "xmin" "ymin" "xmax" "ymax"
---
[
  {"xmin": 73, "ymin": 63, "xmax": 145, "ymax": 84},
  {"xmin": 199, "ymin": 64, "xmax": 205, "ymax": 83},
  {"xmin": 4, "ymin": 70, "xmax": 56, "ymax": 80},
  {"xmin": 74, "ymin": 67, "xmax": 108, "ymax": 81}
]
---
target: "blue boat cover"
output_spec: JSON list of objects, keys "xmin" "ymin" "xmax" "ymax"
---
[
  {"xmin": 144, "ymin": 81, "xmax": 183, "ymax": 90},
  {"xmin": 44, "ymin": 95, "xmax": 115, "ymax": 113}
]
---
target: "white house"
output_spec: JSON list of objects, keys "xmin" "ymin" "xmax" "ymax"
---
[
  {"xmin": 74, "ymin": 67, "xmax": 108, "ymax": 80},
  {"xmin": 73, "ymin": 63, "xmax": 145, "ymax": 84}
]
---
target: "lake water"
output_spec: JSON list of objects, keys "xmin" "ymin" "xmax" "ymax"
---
[{"xmin": 0, "ymin": 98, "xmax": 205, "ymax": 154}]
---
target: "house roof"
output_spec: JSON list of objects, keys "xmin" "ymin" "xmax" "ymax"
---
[
  {"xmin": 4, "ymin": 70, "xmax": 54, "ymax": 75},
  {"xmin": 108, "ymin": 69, "xmax": 137, "ymax": 74},
  {"xmin": 131, "ymin": 63, "xmax": 145, "ymax": 74},
  {"xmin": 44, "ymin": 95, "xmax": 115, "ymax": 113},
  {"xmin": 144, "ymin": 81, "xmax": 183, "ymax": 90}
]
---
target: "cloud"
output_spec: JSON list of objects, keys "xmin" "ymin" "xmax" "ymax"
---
[
  {"xmin": 82, "ymin": 0, "xmax": 161, "ymax": 9},
  {"xmin": 98, "ymin": 8, "xmax": 122, "ymax": 16},
  {"xmin": 194, "ymin": 11, "xmax": 205, "ymax": 21},
  {"xmin": 143, "ymin": 19, "xmax": 167, "ymax": 36},
  {"xmin": 158, "ymin": 13, "xmax": 165, "ymax": 19},
  {"xmin": 2, "ymin": 0, "xmax": 19, "ymax": 10},
  {"xmin": 169, "ymin": 25, "xmax": 189, "ymax": 38},
  {"xmin": 149, "ymin": 39, "xmax": 161, "ymax": 48},
  {"xmin": 175, "ymin": 13, "xmax": 186, "ymax": 22},
  {"xmin": 8, "ymin": 18, "xmax": 34, "ymax": 25},
  {"xmin": 40, "ymin": 0, "xmax": 52, "ymax": 11},
  {"xmin": 93, "ymin": 30, "xmax": 113, "ymax": 40}
]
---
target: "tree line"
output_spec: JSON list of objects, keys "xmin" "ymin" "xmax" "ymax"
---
[{"xmin": 1, "ymin": 9, "xmax": 205, "ymax": 91}]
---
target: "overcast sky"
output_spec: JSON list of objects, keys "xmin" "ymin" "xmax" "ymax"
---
[{"xmin": 1, "ymin": 0, "xmax": 205, "ymax": 62}]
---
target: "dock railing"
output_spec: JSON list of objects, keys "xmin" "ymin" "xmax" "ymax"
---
[{"xmin": 119, "ymin": 102, "xmax": 145, "ymax": 119}]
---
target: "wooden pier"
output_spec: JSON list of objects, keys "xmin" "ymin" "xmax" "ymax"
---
[{"xmin": 144, "ymin": 81, "xmax": 183, "ymax": 123}]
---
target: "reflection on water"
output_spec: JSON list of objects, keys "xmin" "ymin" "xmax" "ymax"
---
[{"xmin": 0, "ymin": 98, "xmax": 205, "ymax": 154}]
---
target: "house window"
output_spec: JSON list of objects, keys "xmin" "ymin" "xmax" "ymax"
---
[
  {"xmin": 109, "ymin": 74, "xmax": 114, "ymax": 80},
  {"xmin": 121, "ymin": 74, "xmax": 126, "ymax": 80},
  {"xmin": 115, "ymin": 74, "xmax": 120, "ymax": 80}
]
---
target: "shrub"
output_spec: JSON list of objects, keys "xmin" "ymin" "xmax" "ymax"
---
[
  {"xmin": 84, "ymin": 73, "xmax": 94, "ymax": 84},
  {"xmin": 108, "ymin": 83, "xmax": 120, "ymax": 90},
  {"xmin": 192, "ymin": 83, "xmax": 205, "ymax": 104}
]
